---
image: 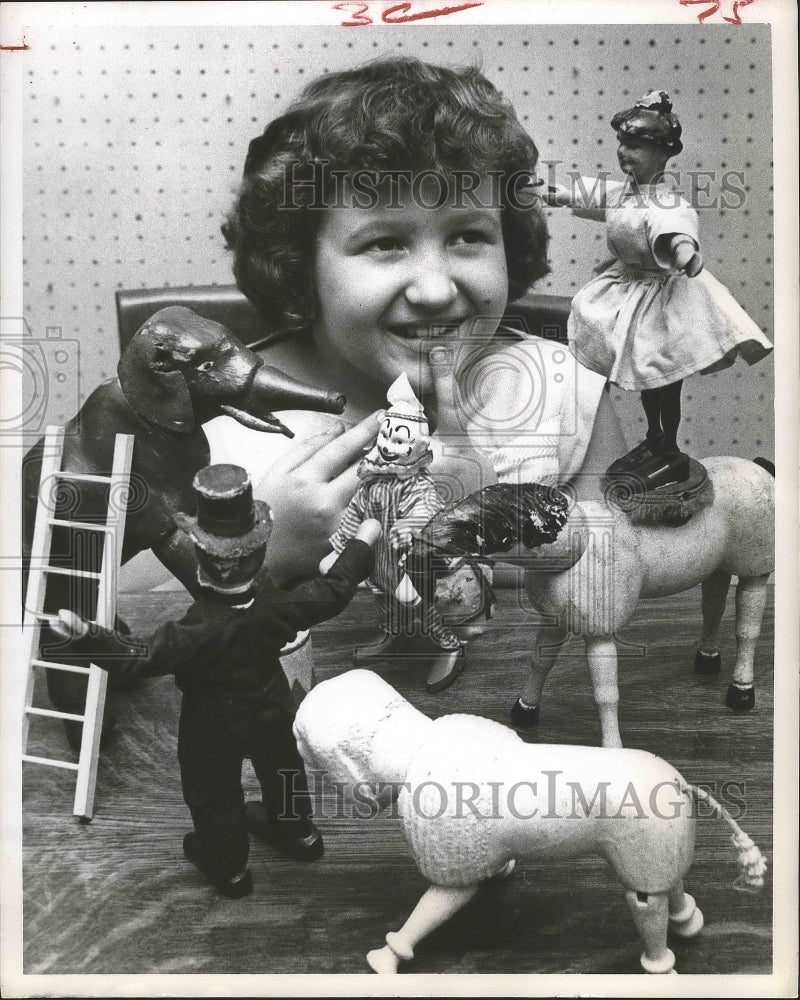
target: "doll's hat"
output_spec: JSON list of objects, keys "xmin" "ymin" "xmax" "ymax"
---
[
  {"xmin": 385, "ymin": 373, "xmax": 428, "ymax": 429},
  {"xmin": 611, "ymin": 90, "xmax": 683, "ymax": 155},
  {"xmin": 174, "ymin": 464, "xmax": 271, "ymax": 556}
]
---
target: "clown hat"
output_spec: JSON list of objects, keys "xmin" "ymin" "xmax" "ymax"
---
[{"xmin": 385, "ymin": 373, "xmax": 428, "ymax": 432}]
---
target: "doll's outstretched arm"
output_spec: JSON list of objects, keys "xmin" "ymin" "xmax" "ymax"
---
[
  {"xmin": 47, "ymin": 609, "xmax": 182, "ymax": 681},
  {"xmin": 668, "ymin": 234, "xmax": 704, "ymax": 276}
]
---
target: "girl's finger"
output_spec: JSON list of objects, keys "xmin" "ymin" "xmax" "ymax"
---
[
  {"xmin": 269, "ymin": 421, "xmax": 347, "ymax": 476},
  {"xmin": 306, "ymin": 410, "xmax": 383, "ymax": 481}
]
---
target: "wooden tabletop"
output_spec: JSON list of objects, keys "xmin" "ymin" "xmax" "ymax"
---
[{"xmin": 21, "ymin": 584, "xmax": 774, "ymax": 978}]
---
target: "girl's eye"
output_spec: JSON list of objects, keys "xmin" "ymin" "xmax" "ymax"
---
[
  {"xmin": 363, "ymin": 237, "xmax": 405, "ymax": 254},
  {"xmin": 451, "ymin": 229, "xmax": 493, "ymax": 247}
]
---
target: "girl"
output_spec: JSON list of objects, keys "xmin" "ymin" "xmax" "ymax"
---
[
  {"xmin": 545, "ymin": 90, "xmax": 772, "ymax": 491},
  {"xmin": 212, "ymin": 56, "xmax": 625, "ymax": 591}
]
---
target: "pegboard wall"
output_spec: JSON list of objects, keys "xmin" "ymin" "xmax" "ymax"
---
[{"xmin": 22, "ymin": 22, "xmax": 774, "ymax": 459}]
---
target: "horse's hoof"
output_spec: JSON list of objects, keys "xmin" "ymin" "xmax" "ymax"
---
[
  {"xmin": 725, "ymin": 684, "xmax": 755, "ymax": 710},
  {"xmin": 694, "ymin": 650, "xmax": 722, "ymax": 674},
  {"xmin": 510, "ymin": 698, "xmax": 540, "ymax": 727}
]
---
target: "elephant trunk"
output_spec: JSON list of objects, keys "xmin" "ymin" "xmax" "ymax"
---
[{"xmin": 223, "ymin": 363, "xmax": 346, "ymax": 438}]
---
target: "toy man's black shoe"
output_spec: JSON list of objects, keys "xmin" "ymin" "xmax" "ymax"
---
[
  {"xmin": 628, "ymin": 449, "xmax": 691, "ymax": 493},
  {"xmin": 606, "ymin": 436, "xmax": 665, "ymax": 478},
  {"xmin": 424, "ymin": 642, "xmax": 466, "ymax": 693},
  {"xmin": 245, "ymin": 801, "xmax": 324, "ymax": 861},
  {"xmin": 182, "ymin": 832, "xmax": 253, "ymax": 899}
]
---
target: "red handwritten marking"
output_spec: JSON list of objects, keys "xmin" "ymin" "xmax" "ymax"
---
[
  {"xmin": 333, "ymin": 2, "xmax": 372, "ymax": 25},
  {"xmin": 0, "ymin": 36, "xmax": 29, "ymax": 51},
  {"xmin": 382, "ymin": 2, "xmax": 483, "ymax": 24},
  {"xmin": 678, "ymin": 0, "xmax": 755, "ymax": 24},
  {"xmin": 333, "ymin": 1, "xmax": 483, "ymax": 26}
]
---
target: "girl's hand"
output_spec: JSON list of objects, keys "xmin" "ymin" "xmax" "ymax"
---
[{"xmin": 257, "ymin": 413, "xmax": 382, "ymax": 584}]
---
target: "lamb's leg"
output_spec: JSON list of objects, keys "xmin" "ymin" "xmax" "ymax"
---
[
  {"xmin": 667, "ymin": 880, "xmax": 704, "ymax": 938},
  {"xmin": 694, "ymin": 570, "xmax": 731, "ymax": 674},
  {"xmin": 625, "ymin": 889, "xmax": 676, "ymax": 974},
  {"xmin": 585, "ymin": 635, "xmax": 622, "ymax": 748},
  {"xmin": 366, "ymin": 883, "xmax": 479, "ymax": 974},
  {"xmin": 512, "ymin": 621, "xmax": 567, "ymax": 727},
  {"xmin": 726, "ymin": 572, "xmax": 770, "ymax": 710}
]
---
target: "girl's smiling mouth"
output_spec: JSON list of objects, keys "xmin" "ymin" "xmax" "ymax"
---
[{"xmin": 386, "ymin": 319, "xmax": 468, "ymax": 340}]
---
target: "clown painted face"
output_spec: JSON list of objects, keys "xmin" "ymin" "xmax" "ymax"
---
[{"xmin": 375, "ymin": 413, "xmax": 429, "ymax": 467}]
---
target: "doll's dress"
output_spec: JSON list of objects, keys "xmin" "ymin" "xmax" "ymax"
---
[{"xmin": 567, "ymin": 186, "xmax": 772, "ymax": 390}]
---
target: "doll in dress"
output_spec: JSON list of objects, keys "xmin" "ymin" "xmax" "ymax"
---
[
  {"xmin": 321, "ymin": 373, "xmax": 466, "ymax": 694},
  {"xmin": 545, "ymin": 90, "xmax": 772, "ymax": 492}
]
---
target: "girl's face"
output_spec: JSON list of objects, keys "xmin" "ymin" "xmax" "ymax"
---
[
  {"xmin": 312, "ymin": 177, "xmax": 508, "ymax": 407},
  {"xmin": 616, "ymin": 136, "xmax": 671, "ymax": 186}
]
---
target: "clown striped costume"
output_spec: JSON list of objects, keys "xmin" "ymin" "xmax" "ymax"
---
[{"xmin": 329, "ymin": 460, "xmax": 459, "ymax": 648}]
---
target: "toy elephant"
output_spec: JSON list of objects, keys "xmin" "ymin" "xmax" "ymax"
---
[
  {"xmin": 22, "ymin": 306, "xmax": 346, "ymax": 737},
  {"xmin": 412, "ymin": 455, "xmax": 774, "ymax": 748},
  {"xmin": 294, "ymin": 670, "xmax": 766, "ymax": 975}
]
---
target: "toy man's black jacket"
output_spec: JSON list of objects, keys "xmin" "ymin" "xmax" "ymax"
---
[{"xmin": 56, "ymin": 539, "xmax": 373, "ymax": 703}]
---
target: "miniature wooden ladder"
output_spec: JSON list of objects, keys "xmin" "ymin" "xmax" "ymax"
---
[{"xmin": 22, "ymin": 426, "xmax": 134, "ymax": 820}]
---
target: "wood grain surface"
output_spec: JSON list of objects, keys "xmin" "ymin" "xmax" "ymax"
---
[{"xmin": 21, "ymin": 584, "xmax": 774, "ymax": 976}]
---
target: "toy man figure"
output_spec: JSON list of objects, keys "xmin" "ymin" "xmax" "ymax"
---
[
  {"xmin": 52, "ymin": 464, "xmax": 379, "ymax": 898},
  {"xmin": 322, "ymin": 373, "xmax": 465, "ymax": 693}
]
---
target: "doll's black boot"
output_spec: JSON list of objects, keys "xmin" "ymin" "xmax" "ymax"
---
[
  {"xmin": 606, "ymin": 434, "xmax": 665, "ymax": 478},
  {"xmin": 245, "ymin": 801, "xmax": 324, "ymax": 861},
  {"xmin": 183, "ymin": 832, "xmax": 253, "ymax": 899},
  {"xmin": 630, "ymin": 448, "xmax": 691, "ymax": 493}
]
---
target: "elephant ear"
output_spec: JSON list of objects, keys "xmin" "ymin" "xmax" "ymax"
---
[{"xmin": 118, "ymin": 319, "xmax": 196, "ymax": 433}]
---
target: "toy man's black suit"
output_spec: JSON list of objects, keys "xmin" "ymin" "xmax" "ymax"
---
[{"xmin": 76, "ymin": 538, "xmax": 373, "ymax": 881}]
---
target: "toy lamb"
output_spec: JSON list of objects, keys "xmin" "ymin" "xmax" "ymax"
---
[{"xmin": 294, "ymin": 670, "xmax": 766, "ymax": 975}]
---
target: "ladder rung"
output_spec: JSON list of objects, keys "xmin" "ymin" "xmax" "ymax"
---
[
  {"xmin": 54, "ymin": 471, "xmax": 113, "ymax": 484},
  {"xmin": 47, "ymin": 518, "xmax": 111, "ymax": 532},
  {"xmin": 42, "ymin": 566, "xmax": 101, "ymax": 579},
  {"xmin": 31, "ymin": 659, "xmax": 91, "ymax": 675},
  {"xmin": 25, "ymin": 706, "xmax": 85, "ymax": 722},
  {"xmin": 22, "ymin": 754, "xmax": 79, "ymax": 772}
]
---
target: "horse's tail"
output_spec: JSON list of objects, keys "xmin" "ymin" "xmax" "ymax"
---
[
  {"xmin": 753, "ymin": 457, "xmax": 775, "ymax": 477},
  {"xmin": 681, "ymin": 782, "xmax": 768, "ymax": 892}
]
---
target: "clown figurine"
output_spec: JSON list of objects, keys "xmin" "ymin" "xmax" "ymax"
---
[
  {"xmin": 321, "ymin": 373, "xmax": 465, "ymax": 693},
  {"xmin": 545, "ymin": 90, "xmax": 772, "ymax": 493}
]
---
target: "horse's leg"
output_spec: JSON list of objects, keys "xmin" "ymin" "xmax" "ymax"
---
[
  {"xmin": 625, "ymin": 890, "xmax": 676, "ymax": 973},
  {"xmin": 725, "ymin": 572, "xmax": 770, "ymax": 710},
  {"xmin": 694, "ymin": 570, "xmax": 732, "ymax": 674},
  {"xmin": 667, "ymin": 879, "xmax": 704, "ymax": 938},
  {"xmin": 512, "ymin": 621, "xmax": 568, "ymax": 728},
  {"xmin": 585, "ymin": 635, "xmax": 623, "ymax": 748},
  {"xmin": 366, "ymin": 883, "xmax": 479, "ymax": 973}
]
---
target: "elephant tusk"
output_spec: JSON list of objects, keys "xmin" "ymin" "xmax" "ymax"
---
[{"xmin": 221, "ymin": 404, "xmax": 295, "ymax": 439}]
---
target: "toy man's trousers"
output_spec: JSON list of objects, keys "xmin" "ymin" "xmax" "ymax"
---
[{"xmin": 178, "ymin": 689, "xmax": 314, "ymax": 878}]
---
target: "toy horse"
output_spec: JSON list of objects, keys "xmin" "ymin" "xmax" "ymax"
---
[
  {"xmin": 294, "ymin": 670, "xmax": 766, "ymax": 975},
  {"xmin": 412, "ymin": 455, "xmax": 774, "ymax": 748}
]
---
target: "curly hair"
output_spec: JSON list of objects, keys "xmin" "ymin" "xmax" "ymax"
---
[{"xmin": 222, "ymin": 57, "xmax": 550, "ymax": 338}]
